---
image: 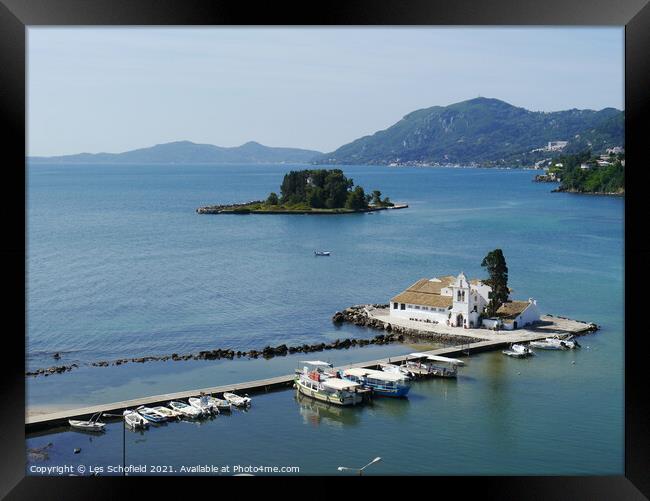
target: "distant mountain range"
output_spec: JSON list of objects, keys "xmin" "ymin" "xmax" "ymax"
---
[
  {"xmin": 29, "ymin": 141, "xmax": 323, "ymax": 165},
  {"xmin": 314, "ymin": 97, "xmax": 624, "ymax": 167},
  {"xmin": 29, "ymin": 98, "xmax": 624, "ymax": 167}
]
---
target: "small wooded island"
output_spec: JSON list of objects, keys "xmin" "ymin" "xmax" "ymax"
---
[{"xmin": 197, "ymin": 169, "xmax": 407, "ymax": 214}]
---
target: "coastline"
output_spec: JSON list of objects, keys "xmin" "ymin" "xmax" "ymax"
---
[{"xmin": 196, "ymin": 203, "xmax": 408, "ymax": 215}]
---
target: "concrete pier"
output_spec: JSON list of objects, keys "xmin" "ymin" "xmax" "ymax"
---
[{"xmin": 25, "ymin": 315, "xmax": 594, "ymax": 433}]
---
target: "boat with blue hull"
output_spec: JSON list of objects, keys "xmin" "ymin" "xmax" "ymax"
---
[{"xmin": 343, "ymin": 367, "xmax": 411, "ymax": 397}]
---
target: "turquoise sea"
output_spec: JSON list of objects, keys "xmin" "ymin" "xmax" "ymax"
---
[{"xmin": 26, "ymin": 164, "xmax": 623, "ymax": 475}]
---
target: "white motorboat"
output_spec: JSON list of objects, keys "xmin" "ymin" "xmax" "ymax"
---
[
  {"xmin": 502, "ymin": 344, "xmax": 535, "ymax": 358},
  {"xmin": 151, "ymin": 405, "xmax": 182, "ymax": 420},
  {"xmin": 404, "ymin": 353, "xmax": 465, "ymax": 378},
  {"xmin": 68, "ymin": 412, "xmax": 106, "ymax": 432},
  {"xmin": 136, "ymin": 405, "xmax": 168, "ymax": 423},
  {"xmin": 530, "ymin": 336, "xmax": 581, "ymax": 350},
  {"xmin": 379, "ymin": 363, "xmax": 414, "ymax": 379},
  {"xmin": 189, "ymin": 396, "xmax": 218, "ymax": 415},
  {"xmin": 314, "ymin": 251, "xmax": 331, "ymax": 256},
  {"xmin": 123, "ymin": 409, "xmax": 149, "ymax": 429},
  {"xmin": 223, "ymin": 392, "xmax": 252, "ymax": 407},
  {"xmin": 206, "ymin": 396, "xmax": 232, "ymax": 412},
  {"xmin": 169, "ymin": 400, "xmax": 203, "ymax": 418}
]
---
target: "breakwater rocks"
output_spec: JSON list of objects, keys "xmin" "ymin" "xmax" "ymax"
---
[
  {"xmin": 25, "ymin": 333, "xmax": 406, "ymax": 378},
  {"xmin": 333, "ymin": 304, "xmax": 484, "ymax": 345}
]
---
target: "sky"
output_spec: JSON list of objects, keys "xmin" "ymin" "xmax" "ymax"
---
[{"xmin": 27, "ymin": 27, "xmax": 624, "ymax": 156}]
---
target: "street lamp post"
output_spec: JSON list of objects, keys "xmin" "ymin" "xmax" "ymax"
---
[
  {"xmin": 337, "ymin": 457, "xmax": 382, "ymax": 476},
  {"xmin": 103, "ymin": 412, "xmax": 126, "ymax": 476}
]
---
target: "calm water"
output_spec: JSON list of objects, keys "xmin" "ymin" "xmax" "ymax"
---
[{"xmin": 26, "ymin": 164, "xmax": 624, "ymax": 475}]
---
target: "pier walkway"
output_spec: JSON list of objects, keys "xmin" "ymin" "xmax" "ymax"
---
[{"xmin": 25, "ymin": 317, "xmax": 593, "ymax": 433}]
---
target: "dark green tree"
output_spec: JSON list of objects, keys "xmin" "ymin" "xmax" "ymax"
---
[
  {"xmin": 371, "ymin": 190, "xmax": 382, "ymax": 205},
  {"xmin": 266, "ymin": 192, "xmax": 279, "ymax": 205},
  {"xmin": 345, "ymin": 186, "xmax": 368, "ymax": 210},
  {"xmin": 481, "ymin": 249, "xmax": 509, "ymax": 317}
]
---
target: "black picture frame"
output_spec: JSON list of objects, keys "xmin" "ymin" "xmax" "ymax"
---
[{"xmin": 1, "ymin": 0, "xmax": 648, "ymax": 498}]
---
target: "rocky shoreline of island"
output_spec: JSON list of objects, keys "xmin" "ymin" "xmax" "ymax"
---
[{"xmin": 196, "ymin": 201, "xmax": 408, "ymax": 214}]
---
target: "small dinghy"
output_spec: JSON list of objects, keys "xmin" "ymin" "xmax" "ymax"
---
[
  {"xmin": 68, "ymin": 412, "xmax": 106, "ymax": 432},
  {"xmin": 151, "ymin": 405, "xmax": 182, "ymax": 420},
  {"xmin": 123, "ymin": 409, "xmax": 149, "ymax": 429},
  {"xmin": 206, "ymin": 396, "xmax": 232, "ymax": 412},
  {"xmin": 169, "ymin": 400, "xmax": 203, "ymax": 418},
  {"xmin": 136, "ymin": 405, "xmax": 168, "ymax": 423},
  {"xmin": 502, "ymin": 343, "xmax": 535, "ymax": 358},
  {"xmin": 189, "ymin": 395, "xmax": 218, "ymax": 415},
  {"xmin": 314, "ymin": 251, "xmax": 331, "ymax": 256},
  {"xmin": 223, "ymin": 392, "xmax": 251, "ymax": 407}
]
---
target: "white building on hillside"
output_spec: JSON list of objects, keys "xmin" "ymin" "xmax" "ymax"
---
[{"xmin": 389, "ymin": 272, "xmax": 541, "ymax": 330}]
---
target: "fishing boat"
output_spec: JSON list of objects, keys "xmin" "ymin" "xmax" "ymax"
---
[
  {"xmin": 502, "ymin": 343, "xmax": 535, "ymax": 358},
  {"xmin": 136, "ymin": 406, "xmax": 168, "ymax": 423},
  {"xmin": 343, "ymin": 367, "xmax": 411, "ymax": 397},
  {"xmin": 223, "ymin": 392, "xmax": 252, "ymax": 407},
  {"xmin": 404, "ymin": 353, "xmax": 465, "ymax": 378},
  {"xmin": 314, "ymin": 251, "xmax": 331, "ymax": 256},
  {"xmin": 206, "ymin": 396, "xmax": 232, "ymax": 412},
  {"xmin": 169, "ymin": 400, "xmax": 203, "ymax": 418},
  {"xmin": 294, "ymin": 367, "xmax": 370, "ymax": 405},
  {"xmin": 189, "ymin": 396, "xmax": 218, "ymax": 415},
  {"xmin": 123, "ymin": 409, "xmax": 149, "ymax": 429},
  {"xmin": 68, "ymin": 412, "xmax": 106, "ymax": 432},
  {"xmin": 530, "ymin": 336, "xmax": 581, "ymax": 350},
  {"xmin": 151, "ymin": 405, "xmax": 182, "ymax": 420}
]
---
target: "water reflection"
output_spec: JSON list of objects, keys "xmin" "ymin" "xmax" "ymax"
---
[{"xmin": 295, "ymin": 392, "xmax": 362, "ymax": 428}]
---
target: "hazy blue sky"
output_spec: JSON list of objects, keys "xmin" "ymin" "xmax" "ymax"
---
[{"xmin": 28, "ymin": 27, "xmax": 624, "ymax": 156}]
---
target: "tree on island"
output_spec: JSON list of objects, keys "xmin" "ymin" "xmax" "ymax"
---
[
  {"xmin": 266, "ymin": 192, "xmax": 279, "ymax": 205},
  {"xmin": 481, "ymin": 249, "xmax": 509, "ymax": 317}
]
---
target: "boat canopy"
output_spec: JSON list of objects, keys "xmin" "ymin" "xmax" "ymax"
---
[
  {"xmin": 408, "ymin": 353, "xmax": 465, "ymax": 365},
  {"xmin": 300, "ymin": 360, "xmax": 333, "ymax": 367},
  {"xmin": 344, "ymin": 367, "xmax": 406, "ymax": 381},
  {"xmin": 322, "ymin": 378, "xmax": 361, "ymax": 391}
]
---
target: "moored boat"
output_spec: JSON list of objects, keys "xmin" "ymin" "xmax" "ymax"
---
[
  {"xmin": 314, "ymin": 251, "xmax": 331, "ymax": 256},
  {"xmin": 379, "ymin": 362, "xmax": 414, "ymax": 379},
  {"xmin": 123, "ymin": 409, "xmax": 149, "ymax": 429},
  {"xmin": 530, "ymin": 336, "xmax": 580, "ymax": 350},
  {"xmin": 502, "ymin": 344, "xmax": 535, "ymax": 358},
  {"xmin": 68, "ymin": 412, "xmax": 106, "ymax": 432},
  {"xmin": 189, "ymin": 395, "xmax": 218, "ymax": 415},
  {"xmin": 223, "ymin": 392, "xmax": 252, "ymax": 407},
  {"xmin": 206, "ymin": 396, "xmax": 232, "ymax": 412},
  {"xmin": 294, "ymin": 361, "xmax": 369, "ymax": 406},
  {"xmin": 404, "ymin": 353, "xmax": 465, "ymax": 378},
  {"xmin": 343, "ymin": 367, "xmax": 411, "ymax": 397},
  {"xmin": 136, "ymin": 405, "xmax": 168, "ymax": 423},
  {"xmin": 169, "ymin": 400, "xmax": 203, "ymax": 418},
  {"xmin": 151, "ymin": 405, "xmax": 182, "ymax": 420}
]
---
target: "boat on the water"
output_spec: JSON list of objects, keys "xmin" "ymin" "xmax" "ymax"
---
[
  {"xmin": 136, "ymin": 405, "xmax": 168, "ymax": 423},
  {"xmin": 206, "ymin": 396, "xmax": 232, "ymax": 412},
  {"xmin": 294, "ymin": 361, "xmax": 370, "ymax": 406},
  {"xmin": 68, "ymin": 412, "xmax": 106, "ymax": 432},
  {"xmin": 530, "ymin": 336, "xmax": 580, "ymax": 350},
  {"xmin": 403, "ymin": 353, "xmax": 465, "ymax": 378},
  {"xmin": 343, "ymin": 367, "xmax": 411, "ymax": 397},
  {"xmin": 189, "ymin": 395, "xmax": 218, "ymax": 415},
  {"xmin": 379, "ymin": 362, "xmax": 414, "ymax": 379},
  {"xmin": 123, "ymin": 409, "xmax": 149, "ymax": 429},
  {"xmin": 169, "ymin": 400, "xmax": 203, "ymax": 418},
  {"xmin": 223, "ymin": 392, "xmax": 252, "ymax": 407},
  {"xmin": 151, "ymin": 405, "xmax": 182, "ymax": 420},
  {"xmin": 502, "ymin": 344, "xmax": 535, "ymax": 358},
  {"xmin": 314, "ymin": 251, "xmax": 331, "ymax": 256}
]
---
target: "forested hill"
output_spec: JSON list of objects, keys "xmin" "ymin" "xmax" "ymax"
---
[{"xmin": 314, "ymin": 97, "xmax": 624, "ymax": 167}]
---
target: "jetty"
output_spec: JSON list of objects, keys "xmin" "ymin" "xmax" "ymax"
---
[{"xmin": 26, "ymin": 311, "xmax": 595, "ymax": 433}]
